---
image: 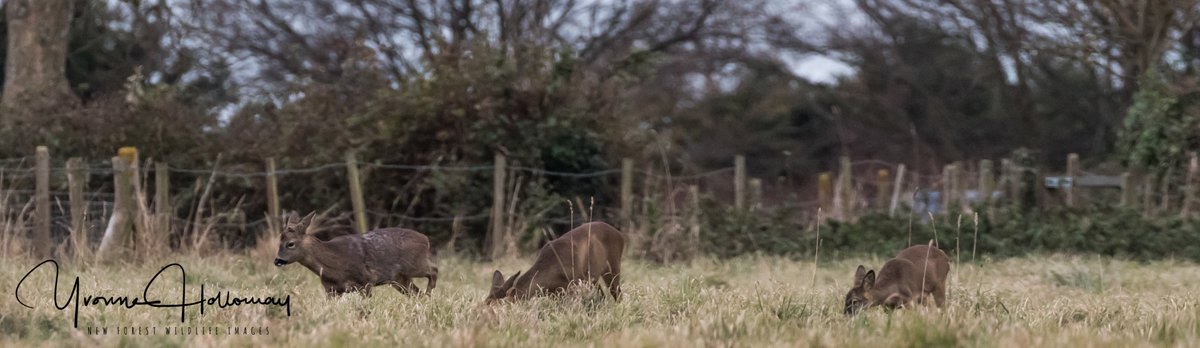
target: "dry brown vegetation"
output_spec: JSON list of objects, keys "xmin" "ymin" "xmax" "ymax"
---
[{"xmin": 3, "ymin": 248, "xmax": 1199, "ymax": 347}]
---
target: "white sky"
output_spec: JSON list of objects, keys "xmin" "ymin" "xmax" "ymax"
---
[
  {"xmin": 792, "ymin": 55, "xmax": 855, "ymax": 83},
  {"xmin": 786, "ymin": 0, "xmax": 859, "ymax": 83}
]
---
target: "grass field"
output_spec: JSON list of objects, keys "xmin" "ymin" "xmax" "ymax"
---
[{"xmin": 3, "ymin": 250, "xmax": 1200, "ymax": 347}]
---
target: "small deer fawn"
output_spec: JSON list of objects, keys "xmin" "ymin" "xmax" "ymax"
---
[
  {"xmin": 274, "ymin": 211, "xmax": 438, "ymax": 297},
  {"xmin": 844, "ymin": 242, "xmax": 950, "ymax": 315},
  {"xmin": 487, "ymin": 221, "xmax": 625, "ymax": 304}
]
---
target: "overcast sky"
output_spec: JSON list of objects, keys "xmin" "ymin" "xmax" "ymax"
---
[{"xmin": 785, "ymin": 0, "xmax": 858, "ymax": 83}]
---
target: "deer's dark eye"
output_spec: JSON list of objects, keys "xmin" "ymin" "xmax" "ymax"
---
[{"xmin": 286, "ymin": 241, "xmax": 296, "ymax": 249}]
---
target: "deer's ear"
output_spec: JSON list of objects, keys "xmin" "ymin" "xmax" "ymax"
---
[
  {"xmin": 502, "ymin": 271, "xmax": 521, "ymax": 290},
  {"xmin": 853, "ymin": 265, "xmax": 867, "ymax": 286},
  {"xmin": 862, "ymin": 270, "xmax": 876, "ymax": 290},
  {"xmin": 285, "ymin": 211, "xmax": 300, "ymax": 224},
  {"xmin": 297, "ymin": 211, "xmax": 317, "ymax": 234},
  {"xmin": 491, "ymin": 270, "xmax": 504, "ymax": 289}
]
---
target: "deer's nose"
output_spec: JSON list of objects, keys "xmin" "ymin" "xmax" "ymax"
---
[{"xmin": 274, "ymin": 259, "xmax": 288, "ymax": 267}]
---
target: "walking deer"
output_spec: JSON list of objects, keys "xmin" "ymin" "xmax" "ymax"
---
[
  {"xmin": 273, "ymin": 211, "xmax": 438, "ymax": 297},
  {"xmin": 487, "ymin": 221, "xmax": 625, "ymax": 304},
  {"xmin": 844, "ymin": 242, "xmax": 950, "ymax": 315}
]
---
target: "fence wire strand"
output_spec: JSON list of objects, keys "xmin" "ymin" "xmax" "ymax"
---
[{"xmin": 8, "ymin": 154, "xmax": 1194, "ymax": 239}]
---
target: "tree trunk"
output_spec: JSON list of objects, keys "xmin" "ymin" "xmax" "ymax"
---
[{"xmin": 2, "ymin": 0, "xmax": 79, "ymax": 122}]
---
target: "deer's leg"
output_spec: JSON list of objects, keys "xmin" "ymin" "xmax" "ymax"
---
[
  {"xmin": 404, "ymin": 277, "xmax": 420, "ymax": 295},
  {"xmin": 322, "ymin": 280, "xmax": 340, "ymax": 298},
  {"xmin": 391, "ymin": 278, "xmax": 416, "ymax": 296},
  {"xmin": 932, "ymin": 285, "xmax": 946, "ymax": 308},
  {"xmin": 424, "ymin": 266, "xmax": 438, "ymax": 294},
  {"xmin": 602, "ymin": 272, "xmax": 622, "ymax": 301},
  {"xmin": 334, "ymin": 284, "xmax": 352, "ymax": 298}
]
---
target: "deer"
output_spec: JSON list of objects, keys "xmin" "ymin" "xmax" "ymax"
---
[
  {"xmin": 843, "ymin": 242, "xmax": 950, "ymax": 315},
  {"xmin": 273, "ymin": 211, "xmax": 438, "ymax": 297},
  {"xmin": 487, "ymin": 221, "xmax": 625, "ymax": 304}
]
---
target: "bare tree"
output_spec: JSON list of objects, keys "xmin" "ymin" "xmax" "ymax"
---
[{"xmin": 180, "ymin": 0, "xmax": 808, "ymax": 90}]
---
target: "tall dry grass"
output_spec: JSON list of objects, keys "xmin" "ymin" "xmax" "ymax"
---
[
  {"xmin": 3, "ymin": 249, "xmax": 1200, "ymax": 347},
  {"xmin": 2, "ymin": 159, "xmax": 1199, "ymax": 346},
  {"xmin": 0, "ymin": 166, "xmax": 251, "ymax": 264},
  {"xmin": 0, "ymin": 187, "xmax": 32, "ymax": 258}
]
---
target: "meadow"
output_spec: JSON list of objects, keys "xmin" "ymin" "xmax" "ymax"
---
[{"xmin": 3, "ymin": 249, "xmax": 1199, "ymax": 347}]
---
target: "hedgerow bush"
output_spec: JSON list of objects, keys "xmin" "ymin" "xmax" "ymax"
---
[{"xmin": 696, "ymin": 202, "xmax": 1200, "ymax": 261}]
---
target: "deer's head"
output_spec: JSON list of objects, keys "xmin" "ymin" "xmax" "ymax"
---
[
  {"xmin": 844, "ymin": 265, "xmax": 876, "ymax": 315},
  {"xmin": 486, "ymin": 270, "xmax": 521, "ymax": 304},
  {"xmin": 274, "ymin": 211, "xmax": 316, "ymax": 267}
]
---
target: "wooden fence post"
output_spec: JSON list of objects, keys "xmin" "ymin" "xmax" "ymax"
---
[
  {"xmin": 345, "ymin": 151, "xmax": 367, "ymax": 233},
  {"xmin": 66, "ymin": 158, "xmax": 88, "ymax": 259},
  {"xmin": 620, "ymin": 158, "xmax": 633, "ymax": 225},
  {"xmin": 125, "ymin": 148, "xmax": 142, "ymax": 255},
  {"xmin": 959, "ymin": 163, "xmax": 967, "ymax": 209},
  {"xmin": 951, "ymin": 162, "xmax": 963, "ymax": 211},
  {"xmin": 873, "ymin": 169, "xmax": 892, "ymax": 208},
  {"xmin": 818, "ymin": 172, "xmax": 832, "ymax": 213},
  {"xmin": 749, "ymin": 178, "xmax": 763, "ymax": 211},
  {"xmin": 689, "ymin": 185, "xmax": 701, "ymax": 254},
  {"xmin": 1143, "ymin": 175, "xmax": 1155, "ymax": 215},
  {"xmin": 1000, "ymin": 159, "xmax": 1014, "ymax": 207},
  {"xmin": 1033, "ymin": 167, "xmax": 1048, "ymax": 210},
  {"xmin": 838, "ymin": 156, "xmax": 853, "ymax": 218},
  {"xmin": 234, "ymin": 207, "xmax": 247, "ymax": 237},
  {"xmin": 1008, "ymin": 160, "xmax": 1017, "ymax": 208},
  {"xmin": 640, "ymin": 165, "xmax": 656, "ymax": 221},
  {"xmin": 1160, "ymin": 167, "xmax": 1174, "ymax": 213},
  {"xmin": 265, "ymin": 157, "xmax": 281, "ymax": 231},
  {"xmin": 98, "ymin": 155, "xmax": 127, "ymax": 260},
  {"xmin": 888, "ymin": 164, "xmax": 906, "ymax": 216},
  {"xmin": 34, "ymin": 146, "xmax": 51, "ymax": 257},
  {"xmin": 941, "ymin": 164, "xmax": 953, "ymax": 214},
  {"xmin": 489, "ymin": 153, "xmax": 507, "ymax": 259},
  {"xmin": 1066, "ymin": 153, "xmax": 1080, "ymax": 207},
  {"xmin": 1183, "ymin": 153, "xmax": 1199, "ymax": 218},
  {"xmin": 734, "ymin": 155, "xmax": 746, "ymax": 210},
  {"xmin": 1119, "ymin": 172, "xmax": 1134, "ymax": 208},
  {"xmin": 154, "ymin": 161, "xmax": 170, "ymax": 246},
  {"xmin": 876, "ymin": 169, "xmax": 891, "ymax": 209},
  {"xmin": 99, "ymin": 147, "xmax": 138, "ymax": 261},
  {"xmin": 979, "ymin": 159, "xmax": 994, "ymax": 206}
]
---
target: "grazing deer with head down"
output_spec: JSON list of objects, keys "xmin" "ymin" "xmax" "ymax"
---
[
  {"xmin": 844, "ymin": 242, "xmax": 950, "ymax": 315},
  {"xmin": 274, "ymin": 211, "xmax": 438, "ymax": 297},
  {"xmin": 487, "ymin": 221, "xmax": 625, "ymax": 304}
]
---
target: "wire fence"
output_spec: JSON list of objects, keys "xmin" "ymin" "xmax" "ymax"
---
[
  {"xmin": 0, "ymin": 155, "xmax": 1150, "ymax": 195},
  {"xmin": 0, "ymin": 155, "xmax": 752, "ymax": 249},
  {"xmin": 162, "ymin": 162, "xmax": 620, "ymax": 178},
  {"xmin": 1, "ymin": 152, "xmax": 1192, "ymax": 248},
  {"xmin": 0, "ymin": 156, "xmax": 1046, "ymax": 208},
  {"xmin": 5, "ymin": 158, "xmax": 753, "ymax": 181}
]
